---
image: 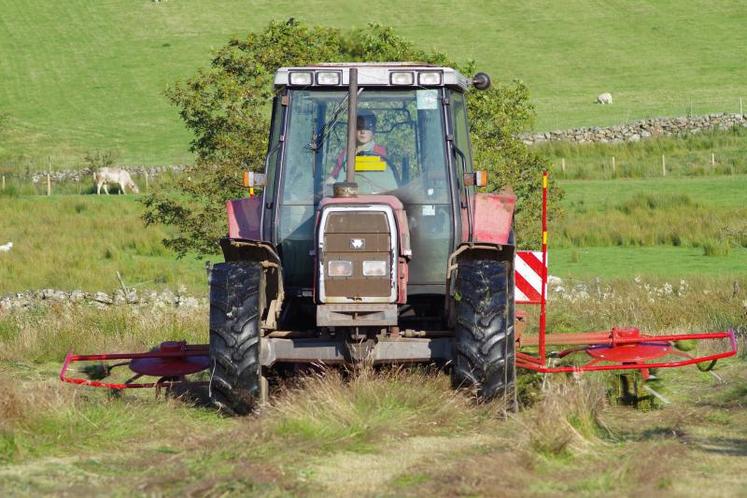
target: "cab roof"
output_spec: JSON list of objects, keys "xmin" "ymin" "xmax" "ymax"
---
[{"xmin": 274, "ymin": 63, "xmax": 471, "ymax": 91}]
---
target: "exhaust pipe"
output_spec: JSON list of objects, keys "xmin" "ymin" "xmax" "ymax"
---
[{"xmin": 335, "ymin": 67, "xmax": 359, "ymax": 197}]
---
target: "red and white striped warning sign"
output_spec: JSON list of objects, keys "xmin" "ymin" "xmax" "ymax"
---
[{"xmin": 515, "ymin": 250, "xmax": 547, "ymax": 304}]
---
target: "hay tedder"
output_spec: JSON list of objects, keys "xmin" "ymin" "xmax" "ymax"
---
[{"xmin": 60, "ymin": 64, "xmax": 737, "ymax": 413}]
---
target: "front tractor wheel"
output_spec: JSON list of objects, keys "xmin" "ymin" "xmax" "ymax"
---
[
  {"xmin": 451, "ymin": 259, "xmax": 516, "ymax": 402},
  {"xmin": 208, "ymin": 261, "xmax": 264, "ymax": 415}
]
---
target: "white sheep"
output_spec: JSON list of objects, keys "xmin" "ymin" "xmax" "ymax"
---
[{"xmin": 596, "ymin": 92, "xmax": 613, "ymax": 105}]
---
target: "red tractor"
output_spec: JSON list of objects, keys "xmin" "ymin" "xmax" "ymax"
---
[
  {"xmin": 61, "ymin": 64, "xmax": 736, "ymax": 413},
  {"xmin": 212, "ymin": 64, "xmax": 517, "ymax": 413}
]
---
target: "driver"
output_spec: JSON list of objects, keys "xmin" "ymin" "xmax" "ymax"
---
[{"xmin": 325, "ymin": 111, "xmax": 398, "ymax": 193}]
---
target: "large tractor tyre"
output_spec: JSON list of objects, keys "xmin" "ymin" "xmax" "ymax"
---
[
  {"xmin": 208, "ymin": 261, "xmax": 263, "ymax": 415},
  {"xmin": 451, "ymin": 259, "xmax": 516, "ymax": 402}
]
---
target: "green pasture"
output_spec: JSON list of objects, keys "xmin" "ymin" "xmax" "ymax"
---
[
  {"xmin": 559, "ymin": 174, "xmax": 747, "ymax": 209},
  {"xmin": 551, "ymin": 246, "xmax": 747, "ymax": 280},
  {"xmin": 0, "ymin": 173, "xmax": 743, "ymax": 295},
  {"xmin": 538, "ymin": 126, "xmax": 747, "ymax": 180},
  {"xmin": 1, "ymin": 0, "xmax": 746, "ymax": 166},
  {"xmin": 547, "ymin": 175, "xmax": 747, "ymax": 278},
  {"xmin": 0, "ymin": 195, "xmax": 206, "ymax": 295}
]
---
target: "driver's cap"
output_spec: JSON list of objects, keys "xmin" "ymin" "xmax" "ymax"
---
[{"xmin": 356, "ymin": 111, "xmax": 377, "ymax": 131}]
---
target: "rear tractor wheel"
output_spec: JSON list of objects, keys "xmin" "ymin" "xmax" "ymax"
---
[
  {"xmin": 208, "ymin": 261, "xmax": 266, "ymax": 415},
  {"xmin": 451, "ymin": 259, "xmax": 516, "ymax": 403}
]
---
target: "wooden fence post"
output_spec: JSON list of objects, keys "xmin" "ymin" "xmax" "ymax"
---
[
  {"xmin": 711, "ymin": 153, "xmax": 715, "ymax": 168},
  {"xmin": 145, "ymin": 170, "xmax": 149, "ymax": 192},
  {"xmin": 561, "ymin": 157, "xmax": 566, "ymax": 174},
  {"xmin": 611, "ymin": 156, "xmax": 616, "ymax": 175},
  {"xmin": 47, "ymin": 156, "xmax": 52, "ymax": 196},
  {"xmin": 661, "ymin": 155, "xmax": 666, "ymax": 176},
  {"xmin": 1, "ymin": 175, "xmax": 5, "ymax": 191}
]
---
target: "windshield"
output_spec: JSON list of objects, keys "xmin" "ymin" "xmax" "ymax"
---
[
  {"xmin": 282, "ymin": 89, "xmax": 448, "ymax": 202},
  {"xmin": 277, "ymin": 88, "xmax": 452, "ymax": 289}
]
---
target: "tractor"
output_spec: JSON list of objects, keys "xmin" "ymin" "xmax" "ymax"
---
[
  {"xmin": 61, "ymin": 64, "xmax": 736, "ymax": 413},
  {"xmin": 213, "ymin": 64, "xmax": 516, "ymax": 413}
]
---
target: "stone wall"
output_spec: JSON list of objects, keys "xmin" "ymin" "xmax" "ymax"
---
[
  {"xmin": 0, "ymin": 287, "xmax": 206, "ymax": 312},
  {"xmin": 520, "ymin": 113, "xmax": 746, "ymax": 145}
]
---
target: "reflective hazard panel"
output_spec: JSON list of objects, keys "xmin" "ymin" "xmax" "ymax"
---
[
  {"xmin": 515, "ymin": 250, "xmax": 547, "ymax": 304},
  {"xmin": 355, "ymin": 155, "xmax": 386, "ymax": 171}
]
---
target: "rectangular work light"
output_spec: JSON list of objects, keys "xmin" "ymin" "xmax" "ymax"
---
[
  {"xmin": 316, "ymin": 71, "xmax": 341, "ymax": 85},
  {"xmin": 289, "ymin": 71, "xmax": 313, "ymax": 86},
  {"xmin": 390, "ymin": 72, "xmax": 415, "ymax": 86},
  {"xmin": 418, "ymin": 71, "xmax": 442, "ymax": 86}
]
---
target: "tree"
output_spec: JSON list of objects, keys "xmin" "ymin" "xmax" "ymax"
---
[{"xmin": 143, "ymin": 19, "xmax": 555, "ymax": 256}]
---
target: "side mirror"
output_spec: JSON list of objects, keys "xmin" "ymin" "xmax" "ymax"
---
[
  {"xmin": 243, "ymin": 171, "xmax": 266, "ymax": 188},
  {"xmin": 472, "ymin": 72, "xmax": 491, "ymax": 91},
  {"xmin": 463, "ymin": 170, "xmax": 488, "ymax": 188}
]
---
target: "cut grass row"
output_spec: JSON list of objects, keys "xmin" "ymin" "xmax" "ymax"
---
[
  {"xmin": 1, "ymin": 254, "xmax": 744, "ymax": 494},
  {"xmin": 0, "ymin": 299, "xmax": 744, "ymax": 495}
]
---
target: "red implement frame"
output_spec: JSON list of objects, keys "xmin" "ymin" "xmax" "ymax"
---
[
  {"xmin": 60, "ymin": 341, "xmax": 210, "ymax": 390},
  {"xmin": 516, "ymin": 172, "xmax": 738, "ymax": 375}
]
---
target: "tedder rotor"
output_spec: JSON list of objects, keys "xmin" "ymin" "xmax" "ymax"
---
[{"xmin": 60, "ymin": 64, "xmax": 737, "ymax": 413}]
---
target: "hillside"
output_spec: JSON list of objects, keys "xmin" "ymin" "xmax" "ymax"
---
[{"xmin": 0, "ymin": 0, "xmax": 745, "ymax": 166}]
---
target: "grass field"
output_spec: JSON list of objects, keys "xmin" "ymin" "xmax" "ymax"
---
[
  {"xmin": 552, "ymin": 175, "xmax": 747, "ymax": 265},
  {"xmin": 1, "ymin": 0, "xmax": 746, "ymax": 166},
  {"xmin": 1, "ymin": 2, "xmax": 745, "ymax": 495},
  {"xmin": 540, "ymin": 126, "xmax": 747, "ymax": 180},
  {"xmin": 0, "ymin": 299, "xmax": 745, "ymax": 496},
  {"xmin": 1, "ymin": 174, "xmax": 745, "ymax": 297},
  {"xmin": 0, "ymin": 195, "xmax": 207, "ymax": 295}
]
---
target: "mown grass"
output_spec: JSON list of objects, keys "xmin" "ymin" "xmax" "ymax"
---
[
  {"xmin": 0, "ymin": 195, "xmax": 208, "ymax": 295},
  {"xmin": 1, "ymin": 1, "xmax": 746, "ymax": 166},
  {"xmin": 0, "ymin": 293, "xmax": 744, "ymax": 495},
  {"xmin": 538, "ymin": 126, "xmax": 747, "ymax": 180}
]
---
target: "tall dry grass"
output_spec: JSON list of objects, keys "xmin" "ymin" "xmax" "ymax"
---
[
  {"xmin": 264, "ymin": 366, "xmax": 500, "ymax": 455},
  {"xmin": 535, "ymin": 276, "xmax": 747, "ymax": 334},
  {"xmin": 0, "ymin": 304, "xmax": 206, "ymax": 363},
  {"xmin": 517, "ymin": 376, "xmax": 611, "ymax": 458}
]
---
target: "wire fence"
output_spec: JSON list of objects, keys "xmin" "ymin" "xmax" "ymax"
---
[{"xmin": 0, "ymin": 169, "xmax": 182, "ymax": 196}]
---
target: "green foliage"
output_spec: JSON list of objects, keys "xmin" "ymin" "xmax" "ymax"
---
[{"xmin": 143, "ymin": 20, "xmax": 551, "ymax": 255}]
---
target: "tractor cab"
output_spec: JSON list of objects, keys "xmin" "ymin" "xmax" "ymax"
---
[{"xmin": 261, "ymin": 64, "xmax": 480, "ymax": 298}]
